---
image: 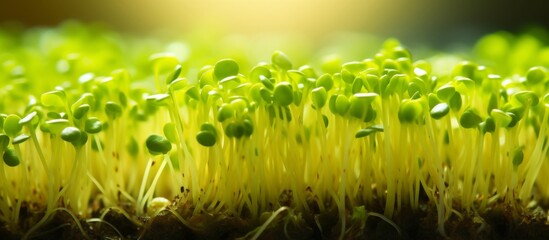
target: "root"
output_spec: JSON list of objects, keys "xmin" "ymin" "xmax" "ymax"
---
[{"xmin": 237, "ymin": 206, "xmax": 289, "ymax": 240}]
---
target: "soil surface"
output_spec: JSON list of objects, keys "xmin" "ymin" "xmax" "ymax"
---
[{"xmin": 2, "ymin": 196, "xmax": 549, "ymax": 239}]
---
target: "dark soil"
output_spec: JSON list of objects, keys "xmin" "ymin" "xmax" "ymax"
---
[{"xmin": 2, "ymin": 195, "xmax": 549, "ymax": 239}]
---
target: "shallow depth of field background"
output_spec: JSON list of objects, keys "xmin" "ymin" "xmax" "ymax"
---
[{"xmin": 1, "ymin": 0, "xmax": 548, "ymax": 47}]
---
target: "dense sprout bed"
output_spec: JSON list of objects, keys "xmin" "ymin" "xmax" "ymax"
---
[{"xmin": 1, "ymin": 23, "xmax": 549, "ymax": 239}]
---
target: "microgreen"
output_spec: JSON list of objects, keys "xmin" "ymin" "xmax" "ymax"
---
[
  {"xmin": 273, "ymin": 82, "xmax": 293, "ymax": 106},
  {"xmin": 12, "ymin": 134, "xmax": 30, "ymax": 145},
  {"xmin": 214, "ymin": 59, "xmax": 239, "ymax": 80},
  {"xmin": 73, "ymin": 104, "xmax": 90, "ymax": 120},
  {"xmin": 146, "ymin": 134, "xmax": 172, "ymax": 155},
  {"xmin": 2, "ymin": 24, "xmax": 549, "ymax": 240},
  {"xmin": 105, "ymin": 102, "xmax": 123, "ymax": 119},
  {"xmin": 84, "ymin": 117, "xmax": 102, "ymax": 134},
  {"xmin": 271, "ymin": 51, "xmax": 292, "ymax": 70},
  {"xmin": 2, "ymin": 148, "xmax": 19, "ymax": 167},
  {"xmin": 3, "ymin": 114, "xmax": 22, "ymax": 138},
  {"xmin": 0, "ymin": 135, "xmax": 9, "ymax": 151},
  {"xmin": 316, "ymin": 73, "xmax": 334, "ymax": 91},
  {"xmin": 41, "ymin": 90, "xmax": 66, "ymax": 108},
  {"xmin": 398, "ymin": 99, "xmax": 423, "ymax": 123},
  {"xmin": 60, "ymin": 127, "xmax": 82, "ymax": 143},
  {"xmin": 196, "ymin": 123, "xmax": 217, "ymax": 147},
  {"xmin": 460, "ymin": 107, "xmax": 483, "ymax": 128},
  {"xmin": 430, "ymin": 103, "xmax": 450, "ymax": 120},
  {"xmin": 525, "ymin": 66, "xmax": 546, "ymax": 85}
]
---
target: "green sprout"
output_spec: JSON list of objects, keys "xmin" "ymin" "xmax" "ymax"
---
[{"xmin": 1, "ymin": 23, "xmax": 549, "ymax": 240}]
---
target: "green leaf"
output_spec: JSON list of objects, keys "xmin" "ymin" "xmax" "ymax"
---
[
  {"xmin": 3, "ymin": 148, "xmax": 19, "ymax": 167},
  {"xmin": 513, "ymin": 91, "xmax": 539, "ymax": 107},
  {"xmin": 119, "ymin": 91, "xmax": 128, "ymax": 109},
  {"xmin": 526, "ymin": 66, "xmax": 546, "ymax": 85},
  {"xmin": 217, "ymin": 104, "xmax": 235, "ymax": 122},
  {"xmin": 430, "ymin": 103, "xmax": 450, "ymax": 120},
  {"xmin": 19, "ymin": 111, "xmax": 38, "ymax": 125},
  {"xmin": 272, "ymin": 51, "xmax": 292, "ymax": 70},
  {"xmin": 460, "ymin": 107, "xmax": 483, "ymax": 128},
  {"xmin": 250, "ymin": 65, "xmax": 272, "ymax": 82},
  {"xmin": 146, "ymin": 94, "xmax": 171, "ymax": 107},
  {"xmin": 259, "ymin": 75, "xmax": 274, "ymax": 90},
  {"xmin": 363, "ymin": 74, "xmax": 379, "ymax": 93},
  {"xmin": 384, "ymin": 74, "xmax": 407, "ymax": 96},
  {"xmin": 230, "ymin": 98, "xmax": 248, "ymax": 113},
  {"xmin": 293, "ymin": 89, "xmax": 303, "ymax": 106},
  {"xmin": 0, "ymin": 134, "xmax": 9, "ymax": 152},
  {"xmin": 334, "ymin": 94, "xmax": 350, "ymax": 116},
  {"xmin": 436, "ymin": 85, "xmax": 456, "ymax": 101},
  {"xmin": 71, "ymin": 93, "xmax": 95, "ymax": 113},
  {"xmin": 168, "ymin": 78, "xmax": 188, "ymax": 92},
  {"xmin": 146, "ymin": 134, "xmax": 172, "ymax": 155},
  {"xmin": 349, "ymin": 93, "xmax": 378, "ymax": 119},
  {"xmin": 150, "ymin": 53, "xmax": 179, "ymax": 75},
  {"xmin": 166, "ymin": 64, "xmax": 182, "ymax": 84},
  {"xmin": 316, "ymin": 73, "xmax": 334, "ymax": 91},
  {"xmin": 44, "ymin": 119, "xmax": 70, "ymax": 134},
  {"xmin": 364, "ymin": 107, "xmax": 377, "ymax": 122},
  {"xmin": 105, "ymin": 102, "xmax": 123, "ymax": 119},
  {"xmin": 490, "ymin": 109, "xmax": 512, "ymax": 127},
  {"xmin": 73, "ymin": 104, "xmax": 90, "ymax": 120},
  {"xmin": 343, "ymin": 61, "xmax": 366, "ymax": 75},
  {"xmin": 449, "ymin": 92, "xmax": 462, "ymax": 112},
  {"xmin": 260, "ymin": 88, "xmax": 273, "ymax": 104},
  {"xmin": 482, "ymin": 116, "xmax": 496, "ymax": 133},
  {"xmin": 453, "ymin": 61, "xmax": 477, "ymax": 80},
  {"xmin": 196, "ymin": 131, "xmax": 216, "ymax": 147},
  {"xmin": 512, "ymin": 147, "xmax": 524, "ymax": 168},
  {"xmin": 287, "ymin": 70, "xmax": 306, "ymax": 84},
  {"xmin": 382, "ymin": 59, "xmax": 399, "ymax": 70},
  {"xmin": 73, "ymin": 131, "xmax": 88, "ymax": 148},
  {"xmin": 214, "ymin": 59, "xmax": 239, "ymax": 80},
  {"xmin": 232, "ymin": 124, "xmax": 245, "ymax": 139},
  {"xmin": 84, "ymin": 117, "xmax": 102, "ymax": 134},
  {"xmin": 455, "ymin": 76, "xmax": 476, "ymax": 93},
  {"xmin": 487, "ymin": 93, "xmax": 498, "ymax": 113},
  {"xmin": 428, "ymin": 93, "xmax": 441, "ymax": 109},
  {"xmin": 186, "ymin": 86, "xmax": 200, "ymax": 100},
  {"xmin": 61, "ymin": 127, "xmax": 82, "ymax": 143},
  {"xmin": 242, "ymin": 119, "xmax": 254, "ymax": 137},
  {"xmin": 200, "ymin": 123, "xmax": 217, "ymax": 136},
  {"xmin": 12, "ymin": 134, "xmax": 30, "ymax": 145},
  {"xmin": 224, "ymin": 122, "xmax": 237, "ymax": 138},
  {"xmin": 273, "ymin": 82, "xmax": 293, "ymax": 106},
  {"xmin": 200, "ymin": 85, "xmax": 215, "ymax": 103},
  {"xmin": 506, "ymin": 112, "xmax": 520, "ymax": 128},
  {"xmin": 544, "ymin": 93, "xmax": 549, "ymax": 108},
  {"xmin": 407, "ymin": 81, "xmax": 422, "ymax": 97},
  {"xmin": 398, "ymin": 99, "xmax": 423, "ymax": 123},
  {"xmin": 219, "ymin": 76, "xmax": 241, "ymax": 90},
  {"xmin": 355, "ymin": 125, "xmax": 383, "ymax": 138},
  {"xmin": 298, "ymin": 65, "xmax": 317, "ymax": 78},
  {"xmin": 311, "ymin": 87, "xmax": 327, "ymax": 109},
  {"xmin": 4, "ymin": 114, "xmax": 22, "ymax": 138},
  {"xmin": 341, "ymin": 69, "xmax": 355, "ymax": 84},
  {"xmin": 127, "ymin": 137, "xmax": 139, "ymax": 157},
  {"xmin": 41, "ymin": 90, "xmax": 66, "ymax": 108},
  {"xmin": 163, "ymin": 123, "xmax": 178, "ymax": 143},
  {"xmin": 328, "ymin": 94, "xmax": 338, "ymax": 114},
  {"xmin": 0, "ymin": 115, "xmax": 4, "ymax": 131}
]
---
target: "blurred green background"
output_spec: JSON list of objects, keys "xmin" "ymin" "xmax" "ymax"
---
[{"xmin": 1, "ymin": 0, "xmax": 547, "ymax": 46}]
